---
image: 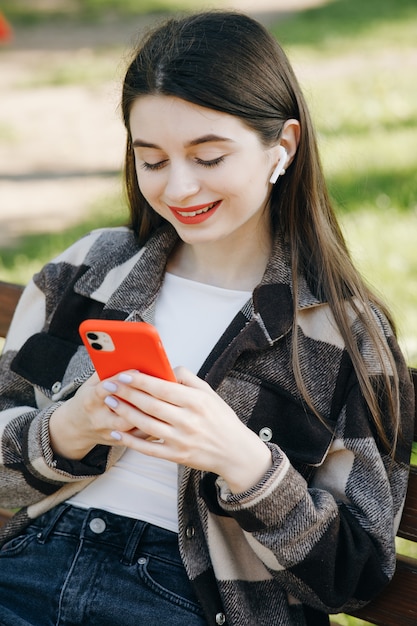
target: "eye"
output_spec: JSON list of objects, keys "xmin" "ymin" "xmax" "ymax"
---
[
  {"xmin": 195, "ymin": 156, "xmax": 225, "ymax": 168},
  {"xmin": 140, "ymin": 160, "xmax": 168, "ymax": 171}
]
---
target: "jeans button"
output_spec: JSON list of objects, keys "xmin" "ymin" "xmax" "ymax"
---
[
  {"xmin": 215, "ymin": 612, "xmax": 226, "ymax": 625},
  {"xmin": 89, "ymin": 517, "xmax": 106, "ymax": 534}
]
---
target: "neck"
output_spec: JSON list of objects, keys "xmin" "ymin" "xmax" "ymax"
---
[{"xmin": 167, "ymin": 230, "xmax": 272, "ymax": 291}]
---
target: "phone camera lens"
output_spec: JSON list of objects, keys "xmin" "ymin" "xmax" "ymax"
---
[
  {"xmin": 87, "ymin": 332, "xmax": 99, "ymax": 341},
  {"xmin": 91, "ymin": 342, "xmax": 103, "ymax": 351}
]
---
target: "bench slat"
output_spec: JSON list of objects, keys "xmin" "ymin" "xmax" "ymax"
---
[
  {"xmin": 412, "ymin": 368, "xmax": 417, "ymax": 440},
  {"xmin": 0, "ymin": 507, "xmax": 13, "ymax": 526},
  {"xmin": 350, "ymin": 556, "xmax": 417, "ymax": 626},
  {"xmin": 0, "ymin": 280, "xmax": 23, "ymax": 338},
  {"xmin": 398, "ymin": 466, "xmax": 417, "ymax": 542}
]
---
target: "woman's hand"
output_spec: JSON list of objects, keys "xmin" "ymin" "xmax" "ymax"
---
[
  {"xmin": 101, "ymin": 367, "xmax": 273, "ymax": 494},
  {"xmin": 48, "ymin": 373, "xmax": 149, "ymax": 461}
]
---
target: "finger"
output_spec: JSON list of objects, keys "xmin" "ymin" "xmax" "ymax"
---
[
  {"xmin": 103, "ymin": 393, "xmax": 173, "ymax": 441},
  {"xmin": 103, "ymin": 372, "xmax": 182, "ymax": 415},
  {"xmin": 173, "ymin": 366, "xmax": 210, "ymax": 390},
  {"xmin": 115, "ymin": 368, "xmax": 211, "ymax": 408},
  {"xmin": 98, "ymin": 375, "xmax": 171, "ymax": 438},
  {"xmin": 110, "ymin": 430, "xmax": 172, "ymax": 458}
]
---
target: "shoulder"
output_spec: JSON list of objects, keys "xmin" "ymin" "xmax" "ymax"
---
[
  {"xmin": 25, "ymin": 227, "xmax": 139, "ymax": 316},
  {"xmin": 50, "ymin": 226, "xmax": 138, "ymax": 267},
  {"xmin": 33, "ymin": 227, "xmax": 138, "ymax": 287},
  {"xmin": 298, "ymin": 298, "xmax": 395, "ymax": 349}
]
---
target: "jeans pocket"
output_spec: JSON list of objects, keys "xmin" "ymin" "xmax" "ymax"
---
[
  {"xmin": 0, "ymin": 529, "xmax": 38, "ymax": 556},
  {"xmin": 136, "ymin": 553, "xmax": 203, "ymax": 616}
]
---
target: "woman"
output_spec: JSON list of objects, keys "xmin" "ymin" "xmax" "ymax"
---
[{"xmin": 0, "ymin": 11, "xmax": 414, "ymax": 626}]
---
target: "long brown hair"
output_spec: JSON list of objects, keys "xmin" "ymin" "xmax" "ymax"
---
[{"xmin": 121, "ymin": 11, "xmax": 400, "ymax": 453}]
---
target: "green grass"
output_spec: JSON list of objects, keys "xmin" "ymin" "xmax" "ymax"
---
[
  {"xmin": 0, "ymin": 0, "xmax": 195, "ymax": 24},
  {"xmin": 0, "ymin": 194, "xmax": 128, "ymax": 284},
  {"xmin": 339, "ymin": 209, "xmax": 417, "ymax": 363},
  {"xmin": 275, "ymin": 0, "xmax": 417, "ymax": 51}
]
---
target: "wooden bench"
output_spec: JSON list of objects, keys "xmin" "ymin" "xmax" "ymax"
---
[
  {"xmin": 0, "ymin": 279, "xmax": 23, "ymax": 339},
  {"xmin": 0, "ymin": 279, "xmax": 416, "ymax": 625},
  {"xmin": 0, "ymin": 280, "xmax": 24, "ymax": 526}
]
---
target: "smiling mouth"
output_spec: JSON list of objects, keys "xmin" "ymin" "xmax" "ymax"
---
[{"xmin": 174, "ymin": 201, "xmax": 220, "ymax": 217}]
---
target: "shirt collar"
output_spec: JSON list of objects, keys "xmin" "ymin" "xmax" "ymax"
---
[{"xmin": 74, "ymin": 224, "xmax": 323, "ymax": 342}]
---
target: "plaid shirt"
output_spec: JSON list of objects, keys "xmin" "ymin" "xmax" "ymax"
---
[{"xmin": 0, "ymin": 224, "xmax": 414, "ymax": 625}]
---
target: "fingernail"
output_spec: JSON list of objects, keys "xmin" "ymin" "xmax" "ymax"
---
[
  {"xmin": 103, "ymin": 381, "xmax": 118, "ymax": 393},
  {"xmin": 118, "ymin": 373, "xmax": 133, "ymax": 384},
  {"xmin": 105, "ymin": 396, "xmax": 119, "ymax": 409},
  {"xmin": 110, "ymin": 430, "xmax": 122, "ymax": 441}
]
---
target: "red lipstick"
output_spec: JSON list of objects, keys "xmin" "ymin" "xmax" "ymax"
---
[{"xmin": 168, "ymin": 200, "xmax": 221, "ymax": 224}]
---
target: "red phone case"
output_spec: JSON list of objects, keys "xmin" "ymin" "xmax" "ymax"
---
[{"xmin": 79, "ymin": 319, "xmax": 175, "ymax": 382}]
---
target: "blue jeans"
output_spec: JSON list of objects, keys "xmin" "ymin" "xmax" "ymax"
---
[{"xmin": 0, "ymin": 504, "xmax": 207, "ymax": 626}]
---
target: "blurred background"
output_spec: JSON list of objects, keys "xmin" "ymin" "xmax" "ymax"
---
[
  {"xmin": 0, "ymin": 3, "xmax": 416, "ymax": 623},
  {"xmin": 0, "ymin": 0, "xmax": 416, "ymax": 378}
]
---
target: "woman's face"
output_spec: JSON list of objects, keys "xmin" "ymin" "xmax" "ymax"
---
[{"xmin": 129, "ymin": 95, "xmax": 279, "ymax": 249}]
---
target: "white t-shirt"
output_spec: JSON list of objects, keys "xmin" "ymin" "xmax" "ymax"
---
[{"xmin": 69, "ymin": 273, "xmax": 251, "ymax": 532}]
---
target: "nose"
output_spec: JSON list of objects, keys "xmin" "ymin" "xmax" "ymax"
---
[{"xmin": 164, "ymin": 161, "xmax": 200, "ymax": 203}]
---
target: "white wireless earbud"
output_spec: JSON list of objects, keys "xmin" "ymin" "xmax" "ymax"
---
[{"xmin": 269, "ymin": 146, "xmax": 288, "ymax": 184}]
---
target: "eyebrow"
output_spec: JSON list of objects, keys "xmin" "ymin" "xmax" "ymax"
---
[{"xmin": 132, "ymin": 134, "xmax": 235, "ymax": 149}]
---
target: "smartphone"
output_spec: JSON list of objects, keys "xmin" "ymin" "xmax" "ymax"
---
[{"xmin": 79, "ymin": 319, "xmax": 176, "ymax": 382}]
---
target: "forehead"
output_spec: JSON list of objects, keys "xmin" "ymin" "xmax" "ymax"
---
[{"xmin": 129, "ymin": 95, "xmax": 257, "ymax": 144}]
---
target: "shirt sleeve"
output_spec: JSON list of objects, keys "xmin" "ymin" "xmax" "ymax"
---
[
  {"xmin": 0, "ymin": 236, "xmax": 113, "ymax": 510},
  {"xmin": 215, "ymin": 334, "xmax": 414, "ymax": 613}
]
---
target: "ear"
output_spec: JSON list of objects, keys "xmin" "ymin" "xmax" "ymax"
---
[{"xmin": 269, "ymin": 119, "xmax": 300, "ymax": 183}]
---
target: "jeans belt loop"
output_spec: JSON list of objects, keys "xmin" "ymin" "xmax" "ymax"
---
[
  {"xmin": 120, "ymin": 519, "xmax": 148, "ymax": 566},
  {"xmin": 36, "ymin": 503, "xmax": 72, "ymax": 544}
]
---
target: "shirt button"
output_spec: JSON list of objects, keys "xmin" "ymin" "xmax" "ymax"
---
[
  {"xmin": 215, "ymin": 612, "xmax": 226, "ymax": 625},
  {"xmin": 89, "ymin": 517, "xmax": 106, "ymax": 534},
  {"xmin": 51, "ymin": 381, "xmax": 62, "ymax": 394},
  {"xmin": 259, "ymin": 426, "xmax": 273, "ymax": 442},
  {"xmin": 185, "ymin": 525, "xmax": 195, "ymax": 539}
]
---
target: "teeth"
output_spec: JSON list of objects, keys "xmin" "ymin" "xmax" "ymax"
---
[{"xmin": 178, "ymin": 202, "xmax": 217, "ymax": 217}]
